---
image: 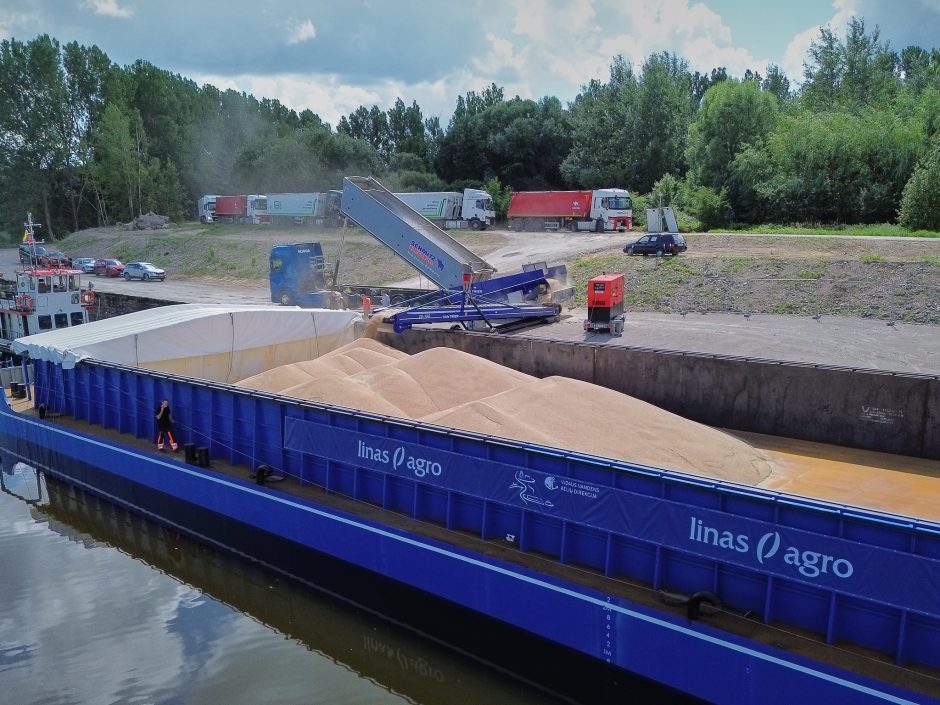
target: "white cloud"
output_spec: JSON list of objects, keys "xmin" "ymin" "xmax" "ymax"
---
[
  {"xmin": 84, "ymin": 0, "xmax": 133, "ymax": 18},
  {"xmin": 286, "ymin": 19, "xmax": 316, "ymax": 45},
  {"xmin": 781, "ymin": 25, "xmax": 822, "ymax": 84},
  {"xmin": 482, "ymin": 0, "xmax": 771, "ymax": 107},
  {"xmin": 0, "ymin": 8, "xmax": 45, "ymax": 40}
]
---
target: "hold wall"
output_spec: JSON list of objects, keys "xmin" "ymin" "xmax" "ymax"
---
[{"xmin": 379, "ymin": 329, "xmax": 938, "ymax": 460}]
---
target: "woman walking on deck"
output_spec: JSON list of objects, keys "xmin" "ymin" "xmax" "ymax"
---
[{"xmin": 155, "ymin": 399, "xmax": 178, "ymax": 451}]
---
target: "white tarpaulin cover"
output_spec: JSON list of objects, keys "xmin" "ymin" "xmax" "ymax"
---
[{"xmin": 11, "ymin": 304, "xmax": 362, "ymax": 382}]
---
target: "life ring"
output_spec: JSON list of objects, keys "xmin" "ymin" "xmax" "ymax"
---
[
  {"xmin": 16, "ymin": 293, "xmax": 34, "ymax": 311},
  {"xmin": 81, "ymin": 289, "xmax": 95, "ymax": 305}
]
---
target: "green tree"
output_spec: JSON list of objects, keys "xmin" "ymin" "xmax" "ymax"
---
[
  {"xmin": 436, "ymin": 96, "xmax": 571, "ymax": 189},
  {"xmin": 761, "ymin": 65, "xmax": 791, "ymax": 104},
  {"xmin": 899, "ymin": 141, "xmax": 940, "ymax": 230},
  {"xmin": 482, "ymin": 176, "xmax": 511, "ymax": 220},
  {"xmin": 802, "ymin": 18, "xmax": 901, "ymax": 112},
  {"xmin": 562, "ymin": 53, "xmax": 694, "ymax": 193},
  {"xmin": 728, "ymin": 109, "xmax": 922, "ymax": 223},
  {"xmin": 686, "ymin": 78, "xmax": 780, "ymax": 212},
  {"xmin": 0, "ymin": 35, "xmax": 69, "ymax": 237}
]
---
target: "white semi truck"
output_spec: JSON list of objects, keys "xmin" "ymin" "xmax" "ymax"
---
[
  {"xmin": 197, "ymin": 195, "xmax": 218, "ymax": 223},
  {"xmin": 395, "ymin": 188, "xmax": 495, "ymax": 230}
]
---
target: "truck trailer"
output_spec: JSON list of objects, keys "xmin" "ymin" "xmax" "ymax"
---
[
  {"xmin": 508, "ymin": 188, "xmax": 632, "ymax": 232},
  {"xmin": 262, "ymin": 193, "xmax": 317, "ymax": 225},
  {"xmin": 260, "ymin": 192, "xmax": 343, "ymax": 226},
  {"xmin": 395, "ymin": 188, "xmax": 495, "ymax": 230},
  {"xmin": 212, "ymin": 194, "xmax": 267, "ymax": 224}
]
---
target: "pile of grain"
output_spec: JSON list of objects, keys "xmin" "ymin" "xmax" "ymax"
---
[{"xmin": 235, "ymin": 339, "xmax": 775, "ymax": 484}]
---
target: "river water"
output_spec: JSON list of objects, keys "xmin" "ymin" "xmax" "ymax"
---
[{"xmin": 0, "ymin": 460, "xmax": 697, "ymax": 705}]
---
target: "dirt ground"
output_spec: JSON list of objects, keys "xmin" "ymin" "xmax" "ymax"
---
[{"xmin": 4, "ymin": 224, "xmax": 939, "ymax": 324}]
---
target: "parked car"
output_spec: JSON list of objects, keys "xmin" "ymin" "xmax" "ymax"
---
[
  {"xmin": 72, "ymin": 257, "xmax": 96, "ymax": 273},
  {"xmin": 623, "ymin": 233, "xmax": 687, "ymax": 257},
  {"xmin": 19, "ymin": 244, "xmax": 73, "ymax": 268},
  {"xmin": 123, "ymin": 262, "xmax": 166, "ymax": 281},
  {"xmin": 93, "ymin": 258, "xmax": 124, "ymax": 277}
]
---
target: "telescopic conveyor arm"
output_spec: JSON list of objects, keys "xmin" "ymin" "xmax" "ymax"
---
[{"xmin": 341, "ymin": 176, "xmax": 496, "ymax": 290}]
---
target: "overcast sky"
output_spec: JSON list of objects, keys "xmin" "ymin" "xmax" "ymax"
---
[{"xmin": 2, "ymin": 0, "xmax": 939, "ymax": 127}]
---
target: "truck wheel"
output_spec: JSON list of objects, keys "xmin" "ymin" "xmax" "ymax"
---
[
  {"xmin": 570, "ymin": 221, "xmax": 579, "ymax": 233},
  {"xmin": 595, "ymin": 218, "xmax": 604, "ymax": 232},
  {"xmin": 278, "ymin": 290, "xmax": 294, "ymax": 306},
  {"xmin": 469, "ymin": 218, "xmax": 482, "ymax": 231}
]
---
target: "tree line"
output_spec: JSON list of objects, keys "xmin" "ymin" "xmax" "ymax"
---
[{"xmin": 1, "ymin": 17, "xmax": 939, "ymax": 239}]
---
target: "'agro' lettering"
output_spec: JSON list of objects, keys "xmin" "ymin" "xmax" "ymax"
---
[
  {"xmin": 782, "ymin": 545, "xmax": 854, "ymax": 578},
  {"xmin": 393, "ymin": 446, "xmax": 442, "ymax": 478}
]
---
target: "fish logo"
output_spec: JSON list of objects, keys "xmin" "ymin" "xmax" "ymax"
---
[{"xmin": 510, "ymin": 470, "xmax": 554, "ymax": 507}]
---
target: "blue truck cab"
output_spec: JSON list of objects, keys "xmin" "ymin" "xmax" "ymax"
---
[{"xmin": 269, "ymin": 242, "xmax": 331, "ymax": 307}]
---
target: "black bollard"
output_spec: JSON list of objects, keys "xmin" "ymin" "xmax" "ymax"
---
[
  {"xmin": 195, "ymin": 446, "xmax": 210, "ymax": 468},
  {"xmin": 183, "ymin": 443, "xmax": 197, "ymax": 465},
  {"xmin": 255, "ymin": 464, "xmax": 273, "ymax": 485}
]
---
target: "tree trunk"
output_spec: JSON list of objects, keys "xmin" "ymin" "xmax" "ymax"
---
[{"xmin": 42, "ymin": 185, "xmax": 54, "ymax": 240}]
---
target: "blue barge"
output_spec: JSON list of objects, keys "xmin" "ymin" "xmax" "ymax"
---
[{"xmin": 3, "ymin": 354, "xmax": 939, "ymax": 705}]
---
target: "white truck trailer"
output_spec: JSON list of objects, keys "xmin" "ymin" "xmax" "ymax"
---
[
  {"xmin": 265, "ymin": 193, "xmax": 318, "ymax": 224},
  {"xmin": 395, "ymin": 188, "xmax": 495, "ymax": 230}
]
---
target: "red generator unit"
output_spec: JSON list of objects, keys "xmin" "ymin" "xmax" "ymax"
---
[{"xmin": 584, "ymin": 273, "xmax": 625, "ymax": 335}]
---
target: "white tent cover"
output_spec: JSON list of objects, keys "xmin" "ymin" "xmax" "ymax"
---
[{"xmin": 12, "ymin": 304, "xmax": 362, "ymax": 375}]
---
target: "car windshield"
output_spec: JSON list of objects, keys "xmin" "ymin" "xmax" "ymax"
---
[{"xmin": 138, "ymin": 263, "xmax": 154, "ymax": 268}]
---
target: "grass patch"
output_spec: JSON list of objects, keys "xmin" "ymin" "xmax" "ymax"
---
[
  {"xmin": 566, "ymin": 253, "xmax": 625, "ymax": 307},
  {"xmin": 859, "ymin": 254, "xmax": 886, "ymax": 264},
  {"xmin": 919, "ymin": 255, "xmax": 940, "ymax": 268},
  {"xmin": 722, "ymin": 256, "xmax": 749, "ymax": 273},
  {"xmin": 716, "ymin": 223, "xmax": 940, "ymax": 238}
]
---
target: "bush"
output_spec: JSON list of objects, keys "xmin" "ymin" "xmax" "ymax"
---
[
  {"xmin": 899, "ymin": 147, "xmax": 940, "ymax": 231},
  {"xmin": 482, "ymin": 176, "xmax": 511, "ymax": 221},
  {"xmin": 649, "ymin": 174, "xmax": 681, "ymax": 208},
  {"xmin": 631, "ymin": 193, "xmax": 648, "ymax": 229},
  {"xmin": 680, "ymin": 184, "xmax": 730, "ymax": 231}
]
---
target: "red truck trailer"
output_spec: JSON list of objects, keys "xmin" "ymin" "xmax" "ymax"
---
[
  {"xmin": 213, "ymin": 195, "xmax": 247, "ymax": 223},
  {"xmin": 211, "ymin": 195, "xmax": 267, "ymax": 224},
  {"xmin": 508, "ymin": 188, "xmax": 632, "ymax": 232}
]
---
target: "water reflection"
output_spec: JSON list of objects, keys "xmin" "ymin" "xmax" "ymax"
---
[{"xmin": 0, "ymin": 461, "xmax": 697, "ymax": 705}]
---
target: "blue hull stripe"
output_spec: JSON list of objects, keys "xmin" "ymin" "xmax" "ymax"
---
[{"xmin": 9, "ymin": 412, "xmax": 928, "ymax": 705}]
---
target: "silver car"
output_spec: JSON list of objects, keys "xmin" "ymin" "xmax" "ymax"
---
[
  {"xmin": 123, "ymin": 262, "xmax": 166, "ymax": 281},
  {"xmin": 73, "ymin": 257, "xmax": 96, "ymax": 273}
]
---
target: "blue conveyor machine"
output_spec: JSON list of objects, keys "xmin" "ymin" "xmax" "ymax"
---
[{"xmin": 341, "ymin": 176, "xmax": 571, "ymax": 331}]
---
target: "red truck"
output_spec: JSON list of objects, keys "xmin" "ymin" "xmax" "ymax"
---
[
  {"xmin": 211, "ymin": 194, "xmax": 267, "ymax": 224},
  {"xmin": 508, "ymin": 188, "xmax": 633, "ymax": 232}
]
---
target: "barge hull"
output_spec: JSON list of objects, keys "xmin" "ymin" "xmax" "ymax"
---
[{"xmin": 3, "ymin": 370, "xmax": 938, "ymax": 704}]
